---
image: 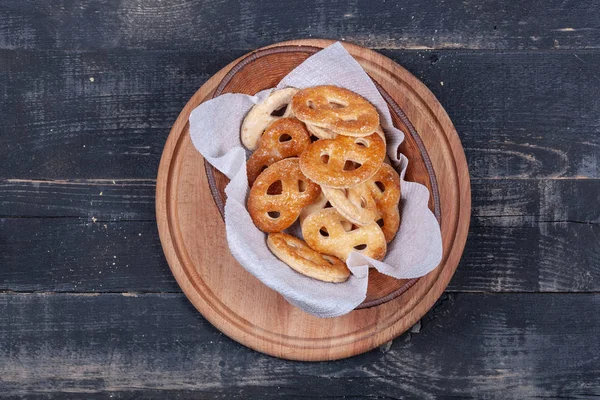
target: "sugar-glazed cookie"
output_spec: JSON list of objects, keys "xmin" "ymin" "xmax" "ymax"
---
[
  {"xmin": 241, "ymin": 87, "xmax": 298, "ymax": 150},
  {"xmin": 267, "ymin": 233, "xmax": 350, "ymax": 283},
  {"xmin": 291, "ymin": 85, "xmax": 379, "ymax": 136},
  {"xmin": 246, "ymin": 117, "xmax": 311, "ymax": 186},
  {"xmin": 248, "ymin": 158, "xmax": 320, "ymax": 232}
]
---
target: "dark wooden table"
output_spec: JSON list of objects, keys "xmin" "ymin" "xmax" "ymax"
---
[{"xmin": 2, "ymin": 1, "xmax": 599, "ymax": 398}]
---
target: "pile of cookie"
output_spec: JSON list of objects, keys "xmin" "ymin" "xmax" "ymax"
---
[{"xmin": 242, "ymin": 85, "xmax": 401, "ymax": 283}]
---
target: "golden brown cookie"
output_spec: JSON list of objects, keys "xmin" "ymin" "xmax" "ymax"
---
[
  {"xmin": 321, "ymin": 184, "xmax": 379, "ymax": 226},
  {"xmin": 305, "ymin": 123, "xmax": 337, "ymax": 140},
  {"xmin": 267, "ymin": 233, "xmax": 350, "ymax": 283},
  {"xmin": 298, "ymin": 192, "xmax": 329, "ymax": 226},
  {"xmin": 241, "ymin": 87, "xmax": 298, "ymax": 150},
  {"xmin": 299, "ymin": 192, "xmax": 353, "ymax": 232},
  {"xmin": 302, "ymin": 208, "xmax": 387, "ymax": 261},
  {"xmin": 291, "ymin": 85, "xmax": 379, "ymax": 136},
  {"xmin": 299, "ymin": 133, "xmax": 386, "ymax": 188},
  {"xmin": 364, "ymin": 163, "xmax": 401, "ymax": 243},
  {"xmin": 248, "ymin": 158, "xmax": 320, "ymax": 233},
  {"xmin": 246, "ymin": 118, "xmax": 311, "ymax": 186},
  {"xmin": 376, "ymin": 207, "xmax": 400, "ymax": 244},
  {"xmin": 375, "ymin": 125, "xmax": 386, "ymax": 143}
]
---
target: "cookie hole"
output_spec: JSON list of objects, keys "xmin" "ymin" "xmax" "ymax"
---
[
  {"xmin": 267, "ymin": 211, "xmax": 281, "ymax": 219},
  {"xmin": 355, "ymin": 138, "xmax": 369, "ymax": 148},
  {"xmin": 270, "ymin": 104, "xmax": 288, "ymax": 117},
  {"xmin": 267, "ymin": 180, "xmax": 283, "ymax": 195},
  {"xmin": 322, "ymin": 255, "xmax": 335, "ymax": 265},
  {"xmin": 329, "ymin": 100, "xmax": 347, "ymax": 109},
  {"xmin": 310, "ymin": 134, "xmax": 320, "ymax": 142},
  {"xmin": 324, "ymin": 201, "xmax": 332, "ymax": 208},
  {"xmin": 376, "ymin": 218, "xmax": 385, "ymax": 227},
  {"xmin": 279, "ymin": 133, "xmax": 292, "ymax": 142},
  {"xmin": 298, "ymin": 180, "xmax": 307, "ymax": 192},
  {"xmin": 307, "ymin": 100, "xmax": 316, "ymax": 109},
  {"xmin": 349, "ymin": 224, "xmax": 360, "ymax": 231},
  {"xmin": 321, "ymin": 154, "xmax": 330, "ymax": 164},
  {"xmin": 354, "ymin": 244, "xmax": 368, "ymax": 251},
  {"xmin": 319, "ymin": 227, "xmax": 330, "ymax": 237},
  {"xmin": 375, "ymin": 181, "xmax": 385, "ymax": 192},
  {"xmin": 343, "ymin": 160, "xmax": 362, "ymax": 171},
  {"xmin": 360, "ymin": 197, "xmax": 367, "ymax": 208}
]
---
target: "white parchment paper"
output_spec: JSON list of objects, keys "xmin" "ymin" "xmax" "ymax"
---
[{"xmin": 189, "ymin": 42, "xmax": 442, "ymax": 318}]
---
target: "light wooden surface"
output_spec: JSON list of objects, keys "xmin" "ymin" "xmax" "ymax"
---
[{"xmin": 155, "ymin": 39, "xmax": 471, "ymax": 361}]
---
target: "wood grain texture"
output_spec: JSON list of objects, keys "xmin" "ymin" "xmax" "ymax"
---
[
  {"xmin": 1, "ymin": 218, "xmax": 598, "ymax": 294},
  {"xmin": 2, "ymin": 49, "xmax": 599, "ymax": 179},
  {"xmin": 0, "ymin": 179, "xmax": 156, "ymax": 220},
  {"xmin": 1, "ymin": 293, "xmax": 600, "ymax": 397},
  {"xmin": 0, "ymin": 0, "xmax": 597, "ymax": 393},
  {"xmin": 0, "ymin": 219, "xmax": 178, "ymax": 293},
  {"xmin": 2, "ymin": 178, "xmax": 599, "ymax": 223},
  {"xmin": 1, "ymin": 179, "xmax": 598, "ymax": 293},
  {"xmin": 1, "ymin": 0, "xmax": 599, "ymax": 51}
]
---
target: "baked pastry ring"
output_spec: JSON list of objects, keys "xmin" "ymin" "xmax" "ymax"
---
[
  {"xmin": 302, "ymin": 208, "xmax": 387, "ymax": 261},
  {"xmin": 299, "ymin": 133, "xmax": 386, "ymax": 188},
  {"xmin": 321, "ymin": 183, "xmax": 379, "ymax": 226},
  {"xmin": 241, "ymin": 87, "xmax": 298, "ymax": 150},
  {"xmin": 305, "ymin": 123, "xmax": 337, "ymax": 140},
  {"xmin": 364, "ymin": 163, "xmax": 401, "ymax": 243},
  {"xmin": 246, "ymin": 117, "xmax": 311, "ymax": 186},
  {"xmin": 291, "ymin": 85, "xmax": 379, "ymax": 136},
  {"xmin": 267, "ymin": 233, "xmax": 350, "ymax": 283},
  {"xmin": 248, "ymin": 158, "xmax": 320, "ymax": 232}
]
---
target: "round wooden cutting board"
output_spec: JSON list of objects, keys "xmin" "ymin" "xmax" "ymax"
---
[{"xmin": 156, "ymin": 39, "xmax": 471, "ymax": 361}]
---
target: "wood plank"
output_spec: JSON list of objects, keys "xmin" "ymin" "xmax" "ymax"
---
[
  {"xmin": 453, "ymin": 222, "xmax": 600, "ymax": 292},
  {"xmin": 0, "ymin": 178, "xmax": 599, "ymax": 293},
  {"xmin": 1, "ymin": 0, "xmax": 599, "ymax": 51},
  {"xmin": 0, "ymin": 218, "xmax": 598, "ymax": 293},
  {"xmin": 0, "ymin": 49, "xmax": 241, "ymax": 179},
  {"xmin": 2, "ymin": 178, "xmax": 599, "ymax": 223},
  {"xmin": 471, "ymin": 178, "xmax": 600, "ymax": 224},
  {"xmin": 1, "ymin": 292, "xmax": 599, "ymax": 397},
  {"xmin": 0, "ymin": 219, "xmax": 179, "ymax": 293},
  {"xmin": 0, "ymin": 179, "xmax": 155, "ymax": 220},
  {"xmin": 2, "ymin": 49, "xmax": 599, "ymax": 179}
]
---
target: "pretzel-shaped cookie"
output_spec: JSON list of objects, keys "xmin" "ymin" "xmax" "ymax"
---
[
  {"xmin": 299, "ymin": 192, "xmax": 353, "ymax": 232},
  {"xmin": 299, "ymin": 192, "xmax": 329, "ymax": 226},
  {"xmin": 299, "ymin": 133, "xmax": 386, "ymax": 188},
  {"xmin": 321, "ymin": 184, "xmax": 379, "ymax": 226},
  {"xmin": 248, "ymin": 158, "xmax": 320, "ymax": 233},
  {"xmin": 302, "ymin": 208, "xmax": 387, "ymax": 261},
  {"xmin": 377, "ymin": 207, "xmax": 400, "ymax": 244},
  {"xmin": 291, "ymin": 86, "xmax": 380, "ymax": 136},
  {"xmin": 305, "ymin": 123, "xmax": 337, "ymax": 140},
  {"xmin": 267, "ymin": 233, "xmax": 350, "ymax": 282},
  {"xmin": 364, "ymin": 163, "xmax": 401, "ymax": 243},
  {"xmin": 306, "ymin": 124, "xmax": 384, "ymax": 142},
  {"xmin": 375, "ymin": 125, "xmax": 386, "ymax": 143},
  {"xmin": 246, "ymin": 118, "xmax": 311, "ymax": 186},
  {"xmin": 241, "ymin": 87, "xmax": 298, "ymax": 150}
]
